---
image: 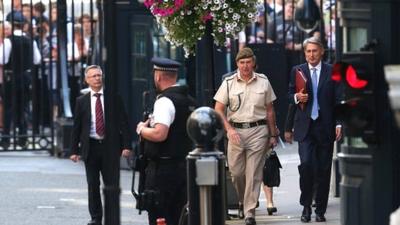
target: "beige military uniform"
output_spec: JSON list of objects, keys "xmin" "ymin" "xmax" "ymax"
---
[{"xmin": 214, "ymin": 71, "xmax": 276, "ymax": 218}]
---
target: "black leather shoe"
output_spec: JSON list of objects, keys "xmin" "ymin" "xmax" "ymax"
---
[
  {"xmin": 267, "ymin": 207, "xmax": 277, "ymax": 215},
  {"xmin": 316, "ymin": 214, "xmax": 326, "ymax": 222},
  {"xmin": 87, "ymin": 219, "xmax": 101, "ymax": 225},
  {"xmin": 238, "ymin": 203, "xmax": 245, "ymax": 219},
  {"xmin": 300, "ymin": 206, "xmax": 311, "ymax": 223},
  {"xmin": 245, "ymin": 217, "xmax": 256, "ymax": 225}
]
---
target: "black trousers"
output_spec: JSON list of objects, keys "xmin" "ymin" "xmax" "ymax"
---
[
  {"xmin": 2, "ymin": 75, "xmax": 29, "ymax": 145},
  {"xmin": 145, "ymin": 160, "xmax": 187, "ymax": 225},
  {"xmin": 298, "ymin": 119, "xmax": 334, "ymax": 215},
  {"xmin": 84, "ymin": 139, "xmax": 117, "ymax": 222}
]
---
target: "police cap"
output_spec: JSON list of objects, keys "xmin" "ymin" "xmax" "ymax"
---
[
  {"xmin": 7, "ymin": 11, "xmax": 26, "ymax": 24},
  {"xmin": 151, "ymin": 57, "xmax": 181, "ymax": 72},
  {"xmin": 235, "ymin": 47, "xmax": 254, "ymax": 62}
]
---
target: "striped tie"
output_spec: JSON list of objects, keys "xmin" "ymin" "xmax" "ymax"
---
[{"xmin": 94, "ymin": 93, "xmax": 105, "ymax": 137}]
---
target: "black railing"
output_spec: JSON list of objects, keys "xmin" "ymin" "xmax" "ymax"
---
[{"xmin": 0, "ymin": 0, "xmax": 99, "ymax": 152}]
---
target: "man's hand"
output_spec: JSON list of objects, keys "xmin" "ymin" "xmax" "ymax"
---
[
  {"xmin": 335, "ymin": 126, "xmax": 342, "ymax": 141},
  {"xmin": 121, "ymin": 149, "xmax": 131, "ymax": 158},
  {"xmin": 70, "ymin": 154, "xmax": 80, "ymax": 163},
  {"xmin": 295, "ymin": 88, "xmax": 308, "ymax": 103},
  {"xmin": 136, "ymin": 119, "xmax": 149, "ymax": 135},
  {"xmin": 227, "ymin": 128, "xmax": 241, "ymax": 145},
  {"xmin": 269, "ymin": 137, "xmax": 278, "ymax": 148},
  {"xmin": 284, "ymin": 131, "xmax": 293, "ymax": 144}
]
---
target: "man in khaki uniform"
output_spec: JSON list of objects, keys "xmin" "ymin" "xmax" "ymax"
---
[{"xmin": 214, "ymin": 47, "xmax": 279, "ymax": 225}]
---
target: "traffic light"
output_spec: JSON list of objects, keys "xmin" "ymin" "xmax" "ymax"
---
[{"xmin": 332, "ymin": 52, "xmax": 377, "ymax": 144}]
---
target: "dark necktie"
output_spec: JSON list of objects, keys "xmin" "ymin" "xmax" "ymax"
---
[{"xmin": 94, "ymin": 93, "xmax": 105, "ymax": 137}]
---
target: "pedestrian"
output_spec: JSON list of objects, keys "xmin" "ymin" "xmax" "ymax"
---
[
  {"xmin": 288, "ymin": 36, "xmax": 342, "ymax": 223},
  {"xmin": 214, "ymin": 47, "xmax": 279, "ymax": 225},
  {"xmin": 284, "ymin": 103, "xmax": 319, "ymax": 208},
  {"xmin": 136, "ymin": 57, "xmax": 197, "ymax": 225},
  {"xmin": 262, "ymin": 183, "xmax": 277, "ymax": 216},
  {"xmin": 6, "ymin": 0, "xmax": 23, "ymax": 21},
  {"xmin": 1, "ymin": 11, "xmax": 41, "ymax": 149},
  {"xmin": 0, "ymin": 25, "xmax": 11, "ymax": 129},
  {"xmin": 267, "ymin": 2, "xmax": 304, "ymax": 50},
  {"xmin": 69, "ymin": 65, "xmax": 132, "ymax": 225}
]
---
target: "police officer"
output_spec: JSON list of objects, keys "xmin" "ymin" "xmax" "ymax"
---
[
  {"xmin": 136, "ymin": 57, "xmax": 196, "ymax": 225},
  {"xmin": 214, "ymin": 47, "xmax": 278, "ymax": 225},
  {"xmin": 1, "ymin": 11, "xmax": 41, "ymax": 148}
]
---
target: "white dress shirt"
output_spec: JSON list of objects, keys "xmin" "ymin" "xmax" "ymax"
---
[
  {"xmin": 294, "ymin": 61, "xmax": 322, "ymax": 104},
  {"xmin": 150, "ymin": 96, "xmax": 175, "ymax": 128},
  {"xmin": 0, "ymin": 38, "xmax": 11, "ymax": 65},
  {"xmin": 308, "ymin": 61, "xmax": 322, "ymax": 87}
]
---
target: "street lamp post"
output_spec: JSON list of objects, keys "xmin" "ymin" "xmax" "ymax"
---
[{"xmin": 186, "ymin": 107, "xmax": 226, "ymax": 225}]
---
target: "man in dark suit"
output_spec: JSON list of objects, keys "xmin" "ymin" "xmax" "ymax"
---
[
  {"xmin": 288, "ymin": 37, "xmax": 342, "ymax": 223},
  {"xmin": 69, "ymin": 65, "xmax": 131, "ymax": 225}
]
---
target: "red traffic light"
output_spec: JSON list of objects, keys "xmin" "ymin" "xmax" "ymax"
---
[
  {"xmin": 331, "ymin": 63, "xmax": 342, "ymax": 82},
  {"xmin": 331, "ymin": 62, "xmax": 368, "ymax": 89},
  {"xmin": 346, "ymin": 65, "xmax": 368, "ymax": 89}
]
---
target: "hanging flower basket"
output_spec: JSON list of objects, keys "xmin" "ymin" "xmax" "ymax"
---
[{"xmin": 144, "ymin": 0, "xmax": 259, "ymax": 56}]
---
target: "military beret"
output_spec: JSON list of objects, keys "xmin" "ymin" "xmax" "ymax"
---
[
  {"xmin": 7, "ymin": 11, "xmax": 26, "ymax": 24},
  {"xmin": 236, "ymin": 47, "xmax": 254, "ymax": 61},
  {"xmin": 151, "ymin": 57, "xmax": 181, "ymax": 72}
]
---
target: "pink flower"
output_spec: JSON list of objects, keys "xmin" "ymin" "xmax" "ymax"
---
[
  {"xmin": 166, "ymin": 8, "xmax": 175, "ymax": 15},
  {"xmin": 143, "ymin": 0, "xmax": 154, "ymax": 8},
  {"xmin": 147, "ymin": 0, "xmax": 186, "ymax": 17},
  {"xmin": 175, "ymin": 0, "xmax": 184, "ymax": 8},
  {"xmin": 201, "ymin": 12, "xmax": 213, "ymax": 22}
]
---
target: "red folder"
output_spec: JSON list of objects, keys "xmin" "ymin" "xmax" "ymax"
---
[{"xmin": 295, "ymin": 68, "xmax": 307, "ymax": 111}]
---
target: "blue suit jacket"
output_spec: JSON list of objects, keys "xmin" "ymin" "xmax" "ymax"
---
[{"xmin": 288, "ymin": 62, "xmax": 341, "ymax": 142}]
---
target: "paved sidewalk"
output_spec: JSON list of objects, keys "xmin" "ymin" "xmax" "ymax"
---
[
  {"xmin": 226, "ymin": 142, "xmax": 340, "ymax": 225},
  {"xmin": 0, "ymin": 151, "xmax": 148, "ymax": 225},
  {"xmin": 0, "ymin": 142, "xmax": 341, "ymax": 225}
]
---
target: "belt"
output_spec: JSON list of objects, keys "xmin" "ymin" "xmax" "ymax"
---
[
  {"xmin": 89, "ymin": 138, "xmax": 105, "ymax": 144},
  {"xmin": 230, "ymin": 119, "xmax": 267, "ymax": 129}
]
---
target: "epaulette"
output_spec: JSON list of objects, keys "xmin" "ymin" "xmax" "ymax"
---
[
  {"xmin": 255, "ymin": 73, "xmax": 268, "ymax": 79},
  {"xmin": 223, "ymin": 72, "xmax": 237, "ymax": 81}
]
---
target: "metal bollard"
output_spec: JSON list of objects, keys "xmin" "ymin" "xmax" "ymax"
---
[{"xmin": 186, "ymin": 107, "xmax": 226, "ymax": 225}]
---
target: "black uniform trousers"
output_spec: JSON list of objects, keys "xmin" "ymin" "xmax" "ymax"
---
[
  {"xmin": 145, "ymin": 160, "xmax": 187, "ymax": 225},
  {"xmin": 84, "ymin": 139, "xmax": 113, "ymax": 223},
  {"xmin": 2, "ymin": 72, "xmax": 30, "ymax": 146},
  {"xmin": 297, "ymin": 118, "xmax": 334, "ymax": 215}
]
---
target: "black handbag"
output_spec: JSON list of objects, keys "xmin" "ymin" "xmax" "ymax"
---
[{"xmin": 263, "ymin": 150, "xmax": 282, "ymax": 187}]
